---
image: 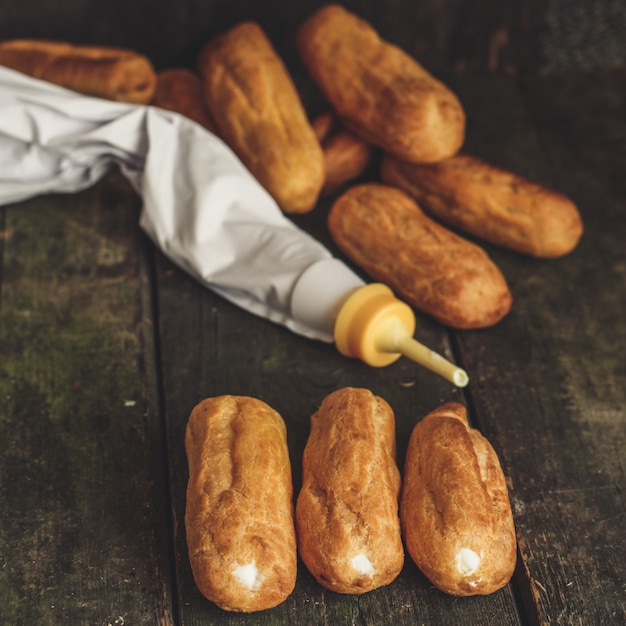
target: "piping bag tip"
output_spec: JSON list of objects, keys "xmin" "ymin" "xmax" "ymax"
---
[{"xmin": 334, "ymin": 283, "xmax": 469, "ymax": 388}]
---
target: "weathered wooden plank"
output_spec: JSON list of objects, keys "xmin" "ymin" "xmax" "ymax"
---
[
  {"xmin": 450, "ymin": 70, "xmax": 626, "ymax": 625},
  {"xmin": 0, "ymin": 173, "xmax": 174, "ymax": 625}
]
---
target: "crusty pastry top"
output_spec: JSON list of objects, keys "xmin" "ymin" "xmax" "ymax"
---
[
  {"xmin": 197, "ymin": 22, "xmax": 325, "ymax": 213},
  {"xmin": 185, "ymin": 395, "xmax": 297, "ymax": 612},
  {"xmin": 328, "ymin": 183, "xmax": 512, "ymax": 329},
  {"xmin": 296, "ymin": 387, "xmax": 404, "ymax": 594},
  {"xmin": 401, "ymin": 402, "xmax": 517, "ymax": 596},
  {"xmin": 297, "ymin": 4, "xmax": 465, "ymax": 163},
  {"xmin": 0, "ymin": 39, "xmax": 156, "ymax": 103},
  {"xmin": 381, "ymin": 152, "xmax": 584, "ymax": 257}
]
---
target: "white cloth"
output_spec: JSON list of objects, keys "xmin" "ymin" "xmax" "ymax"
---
[{"xmin": 0, "ymin": 66, "xmax": 364, "ymax": 342}]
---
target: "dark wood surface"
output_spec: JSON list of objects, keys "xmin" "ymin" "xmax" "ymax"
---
[{"xmin": 1, "ymin": 1, "xmax": 625, "ymax": 625}]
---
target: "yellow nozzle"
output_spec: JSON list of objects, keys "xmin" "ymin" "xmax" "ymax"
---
[{"xmin": 334, "ymin": 284, "xmax": 469, "ymax": 387}]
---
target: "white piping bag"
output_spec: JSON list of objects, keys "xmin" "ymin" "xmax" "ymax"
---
[{"xmin": 0, "ymin": 66, "xmax": 468, "ymax": 386}]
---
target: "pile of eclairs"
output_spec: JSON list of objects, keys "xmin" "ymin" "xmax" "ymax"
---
[{"xmin": 0, "ymin": 4, "xmax": 581, "ymax": 613}]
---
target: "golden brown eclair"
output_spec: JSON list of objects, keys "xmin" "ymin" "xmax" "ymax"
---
[
  {"xmin": 312, "ymin": 112, "xmax": 375, "ymax": 196},
  {"xmin": 185, "ymin": 396, "xmax": 297, "ymax": 612},
  {"xmin": 0, "ymin": 39, "xmax": 156, "ymax": 103},
  {"xmin": 197, "ymin": 22, "xmax": 325, "ymax": 214},
  {"xmin": 296, "ymin": 5, "xmax": 465, "ymax": 164},
  {"xmin": 400, "ymin": 402, "xmax": 517, "ymax": 596},
  {"xmin": 296, "ymin": 387, "xmax": 404, "ymax": 594},
  {"xmin": 381, "ymin": 152, "xmax": 584, "ymax": 257},
  {"xmin": 327, "ymin": 184, "xmax": 512, "ymax": 329},
  {"xmin": 151, "ymin": 68, "xmax": 218, "ymax": 133}
]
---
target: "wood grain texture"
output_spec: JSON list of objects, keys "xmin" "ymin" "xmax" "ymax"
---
[{"xmin": 0, "ymin": 174, "xmax": 174, "ymax": 625}]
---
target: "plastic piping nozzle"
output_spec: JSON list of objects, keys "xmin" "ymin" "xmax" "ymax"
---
[{"xmin": 334, "ymin": 283, "xmax": 469, "ymax": 388}]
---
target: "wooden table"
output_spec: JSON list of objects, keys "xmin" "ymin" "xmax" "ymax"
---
[{"xmin": 1, "ymin": 2, "xmax": 625, "ymax": 624}]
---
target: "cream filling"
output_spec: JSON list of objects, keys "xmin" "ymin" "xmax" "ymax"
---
[
  {"xmin": 233, "ymin": 561, "xmax": 262, "ymax": 590},
  {"xmin": 455, "ymin": 548, "xmax": 481, "ymax": 576},
  {"xmin": 351, "ymin": 553, "xmax": 375, "ymax": 576}
]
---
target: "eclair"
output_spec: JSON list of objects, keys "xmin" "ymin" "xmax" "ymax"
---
[
  {"xmin": 185, "ymin": 396, "xmax": 297, "ymax": 612},
  {"xmin": 328, "ymin": 183, "xmax": 512, "ymax": 329},
  {"xmin": 401, "ymin": 402, "xmax": 517, "ymax": 596},
  {"xmin": 0, "ymin": 39, "xmax": 156, "ymax": 103},
  {"xmin": 312, "ymin": 112, "xmax": 375, "ymax": 195},
  {"xmin": 296, "ymin": 387, "xmax": 404, "ymax": 594},
  {"xmin": 151, "ymin": 68, "xmax": 217, "ymax": 132},
  {"xmin": 381, "ymin": 152, "xmax": 583, "ymax": 257},
  {"xmin": 197, "ymin": 22, "xmax": 325, "ymax": 213},
  {"xmin": 297, "ymin": 5, "xmax": 465, "ymax": 163}
]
